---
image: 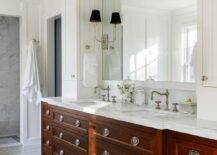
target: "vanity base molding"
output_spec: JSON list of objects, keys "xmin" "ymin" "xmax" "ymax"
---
[{"xmin": 41, "ymin": 102, "xmax": 217, "ymax": 155}]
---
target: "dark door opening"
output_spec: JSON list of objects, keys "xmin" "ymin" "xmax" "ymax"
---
[{"xmin": 54, "ymin": 17, "xmax": 62, "ymax": 96}]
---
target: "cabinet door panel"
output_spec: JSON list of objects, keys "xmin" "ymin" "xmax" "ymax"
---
[
  {"xmin": 168, "ymin": 131, "xmax": 217, "ymax": 155},
  {"xmin": 63, "ymin": 0, "xmax": 78, "ymax": 81},
  {"xmin": 202, "ymin": 0, "xmax": 217, "ymax": 87},
  {"xmin": 172, "ymin": 140, "xmax": 214, "ymax": 155}
]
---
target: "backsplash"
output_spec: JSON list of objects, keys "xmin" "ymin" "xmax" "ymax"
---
[{"xmin": 102, "ymin": 81, "xmax": 197, "ymax": 114}]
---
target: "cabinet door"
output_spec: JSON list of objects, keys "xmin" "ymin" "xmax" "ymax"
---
[
  {"xmin": 201, "ymin": 0, "xmax": 217, "ymax": 87},
  {"xmin": 63, "ymin": 0, "xmax": 78, "ymax": 81},
  {"xmin": 168, "ymin": 131, "xmax": 217, "ymax": 155},
  {"xmin": 169, "ymin": 139, "xmax": 215, "ymax": 155}
]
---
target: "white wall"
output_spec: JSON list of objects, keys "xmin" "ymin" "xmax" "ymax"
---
[
  {"xmin": 0, "ymin": 0, "xmax": 21, "ymax": 15},
  {"xmin": 78, "ymin": 0, "xmax": 102, "ymax": 99}
]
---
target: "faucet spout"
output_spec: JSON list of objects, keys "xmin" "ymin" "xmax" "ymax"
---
[
  {"xmin": 151, "ymin": 89, "xmax": 170, "ymax": 110},
  {"xmin": 94, "ymin": 85, "xmax": 111, "ymax": 102}
]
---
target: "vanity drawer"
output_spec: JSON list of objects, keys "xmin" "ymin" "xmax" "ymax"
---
[
  {"xmin": 41, "ymin": 102, "xmax": 52, "ymax": 119},
  {"xmin": 42, "ymin": 145, "xmax": 52, "ymax": 155},
  {"xmin": 95, "ymin": 117, "xmax": 158, "ymax": 152},
  {"xmin": 96, "ymin": 135, "xmax": 153, "ymax": 155},
  {"xmin": 53, "ymin": 125, "xmax": 88, "ymax": 150},
  {"xmin": 42, "ymin": 132, "xmax": 52, "ymax": 155},
  {"xmin": 52, "ymin": 108, "xmax": 88, "ymax": 133},
  {"xmin": 42, "ymin": 132, "xmax": 52, "ymax": 147},
  {"xmin": 53, "ymin": 136, "xmax": 87, "ymax": 155},
  {"xmin": 42, "ymin": 118, "xmax": 52, "ymax": 134}
]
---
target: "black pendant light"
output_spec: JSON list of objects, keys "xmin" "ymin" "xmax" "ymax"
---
[
  {"xmin": 110, "ymin": 12, "xmax": 121, "ymax": 24},
  {"xmin": 90, "ymin": 10, "xmax": 101, "ymax": 23}
]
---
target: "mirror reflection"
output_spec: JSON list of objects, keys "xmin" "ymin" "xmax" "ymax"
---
[{"xmin": 102, "ymin": 0, "xmax": 197, "ymax": 82}]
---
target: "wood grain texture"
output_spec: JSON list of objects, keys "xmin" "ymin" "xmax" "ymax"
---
[{"xmin": 167, "ymin": 131, "xmax": 217, "ymax": 155}]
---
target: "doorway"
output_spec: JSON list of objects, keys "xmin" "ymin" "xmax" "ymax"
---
[
  {"xmin": 46, "ymin": 15, "xmax": 62, "ymax": 97},
  {"xmin": 54, "ymin": 17, "xmax": 62, "ymax": 96},
  {"xmin": 0, "ymin": 16, "xmax": 20, "ymax": 146}
]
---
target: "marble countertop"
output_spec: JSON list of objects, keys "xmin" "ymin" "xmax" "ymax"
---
[{"xmin": 41, "ymin": 97, "xmax": 217, "ymax": 141}]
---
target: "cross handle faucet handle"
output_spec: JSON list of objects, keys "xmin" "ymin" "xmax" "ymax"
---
[{"xmin": 155, "ymin": 101, "xmax": 162, "ymax": 110}]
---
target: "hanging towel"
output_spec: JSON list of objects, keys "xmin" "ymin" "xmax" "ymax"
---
[
  {"xmin": 83, "ymin": 52, "xmax": 98, "ymax": 87},
  {"xmin": 22, "ymin": 40, "xmax": 42, "ymax": 105}
]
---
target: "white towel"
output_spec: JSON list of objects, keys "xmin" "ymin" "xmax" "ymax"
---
[
  {"xmin": 22, "ymin": 40, "xmax": 42, "ymax": 105},
  {"xmin": 83, "ymin": 52, "xmax": 98, "ymax": 87}
]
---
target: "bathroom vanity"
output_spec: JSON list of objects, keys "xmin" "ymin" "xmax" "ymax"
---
[{"xmin": 41, "ymin": 98, "xmax": 217, "ymax": 155}]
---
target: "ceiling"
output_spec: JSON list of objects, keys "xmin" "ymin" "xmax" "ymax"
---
[{"xmin": 121, "ymin": 0, "xmax": 197, "ymax": 11}]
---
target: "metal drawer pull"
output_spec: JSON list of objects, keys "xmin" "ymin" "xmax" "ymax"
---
[
  {"xmin": 75, "ymin": 139, "xmax": 80, "ymax": 147},
  {"xmin": 102, "ymin": 150, "xmax": 110, "ymax": 155},
  {"xmin": 45, "ymin": 110, "xmax": 50, "ymax": 115},
  {"xmin": 102, "ymin": 128, "xmax": 110, "ymax": 137},
  {"xmin": 75, "ymin": 120, "xmax": 81, "ymax": 127},
  {"xmin": 189, "ymin": 150, "xmax": 200, "ymax": 155},
  {"xmin": 46, "ymin": 140, "xmax": 50, "ymax": 145},
  {"xmin": 59, "ymin": 115, "xmax": 64, "ymax": 122},
  {"xmin": 59, "ymin": 132, "xmax": 63, "ymax": 139},
  {"xmin": 45, "ymin": 125, "xmax": 50, "ymax": 131},
  {"xmin": 131, "ymin": 136, "xmax": 140, "ymax": 146},
  {"xmin": 59, "ymin": 150, "xmax": 64, "ymax": 155}
]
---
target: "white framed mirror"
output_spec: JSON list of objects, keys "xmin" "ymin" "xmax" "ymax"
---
[{"xmin": 102, "ymin": 0, "xmax": 197, "ymax": 84}]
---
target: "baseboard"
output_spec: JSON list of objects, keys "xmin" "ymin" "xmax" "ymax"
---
[{"xmin": 22, "ymin": 137, "xmax": 41, "ymax": 149}]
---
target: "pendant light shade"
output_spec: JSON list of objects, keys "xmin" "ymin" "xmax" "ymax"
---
[
  {"xmin": 90, "ymin": 10, "xmax": 101, "ymax": 23},
  {"xmin": 110, "ymin": 12, "xmax": 121, "ymax": 24}
]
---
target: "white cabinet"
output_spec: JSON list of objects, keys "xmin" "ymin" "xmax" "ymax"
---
[
  {"xmin": 63, "ymin": 0, "xmax": 78, "ymax": 81},
  {"xmin": 61, "ymin": 0, "xmax": 79, "ymax": 98},
  {"xmin": 201, "ymin": 0, "xmax": 217, "ymax": 87}
]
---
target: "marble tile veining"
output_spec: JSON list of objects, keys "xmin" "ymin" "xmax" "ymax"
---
[{"xmin": 0, "ymin": 16, "xmax": 20, "ymax": 137}]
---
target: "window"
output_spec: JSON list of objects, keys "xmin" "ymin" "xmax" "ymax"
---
[
  {"xmin": 129, "ymin": 44, "xmax": 159, "ymax": 81},
  {"xmin": 181, "ymin": 25, "xmax": 197, "ymax": 82}
]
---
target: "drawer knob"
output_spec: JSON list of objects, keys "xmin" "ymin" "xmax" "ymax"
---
[
  {"xmin": 45, "ymin": 110, "xmax": 50, "ymax": 116},
  {"xmin": 102, "ymin": 150, "xmax": 110, "ymax": 155},
  {"xmin": 102, "ymin": 128, "xmax": 110, "ymax": 137},
  {"xmin": 46, "ymin": 140, "xmax": 50, "ymax": 145},
  {"xmin": 45, "ymin": 125, "xmax": 50, "ymax": 131},
  {"xmin": 59, "ymin": 132, "xmax": 63, "ymax": 139},
  {"xmin": 59, "ymin": 150, "xmax": 64, "ymax": 155},
  {"xmin": 131, "ymin": 136, "xmax": 140, "ymax": 146},
  {"xmin": 59, "ymin": 115, "xmax": 64, "ymax": 122},
  {"xmin": 75, "ymin": 120, "xmax": 81, "ymax": 127},
  {"xmin": 75, "ymin": 139, "xmax": 80, "ymax": 147},
  {"xmin": 189, "ymin": 150, "xmax": 200, "ymax": 155}
]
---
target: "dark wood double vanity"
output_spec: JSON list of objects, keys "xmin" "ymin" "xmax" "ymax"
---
[{"xmin": 41, "ymin": 101, "xmax": 217, "ymax": 155}]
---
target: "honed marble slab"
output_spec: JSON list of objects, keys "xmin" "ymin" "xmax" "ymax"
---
[{"xmin": 42, "ymin": 97, "xmax": 217, "ymax": 141}]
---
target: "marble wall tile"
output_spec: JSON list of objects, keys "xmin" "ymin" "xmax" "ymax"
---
[
  {"xmin": 0, "ymin": 16, "xmax": 20, "ymax": 137},
  {"xmin": 103, "ymin": 80, "xmax": 197, "ymax": 114}
]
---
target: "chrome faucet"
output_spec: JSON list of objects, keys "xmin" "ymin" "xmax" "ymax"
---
[
  {"xmin": 94, "ymin": 85, "xmax": 111, "ymax": 102},
  {"xmin": 151, "ymin": 89, "xmax": 170, "ymax": 110}
]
